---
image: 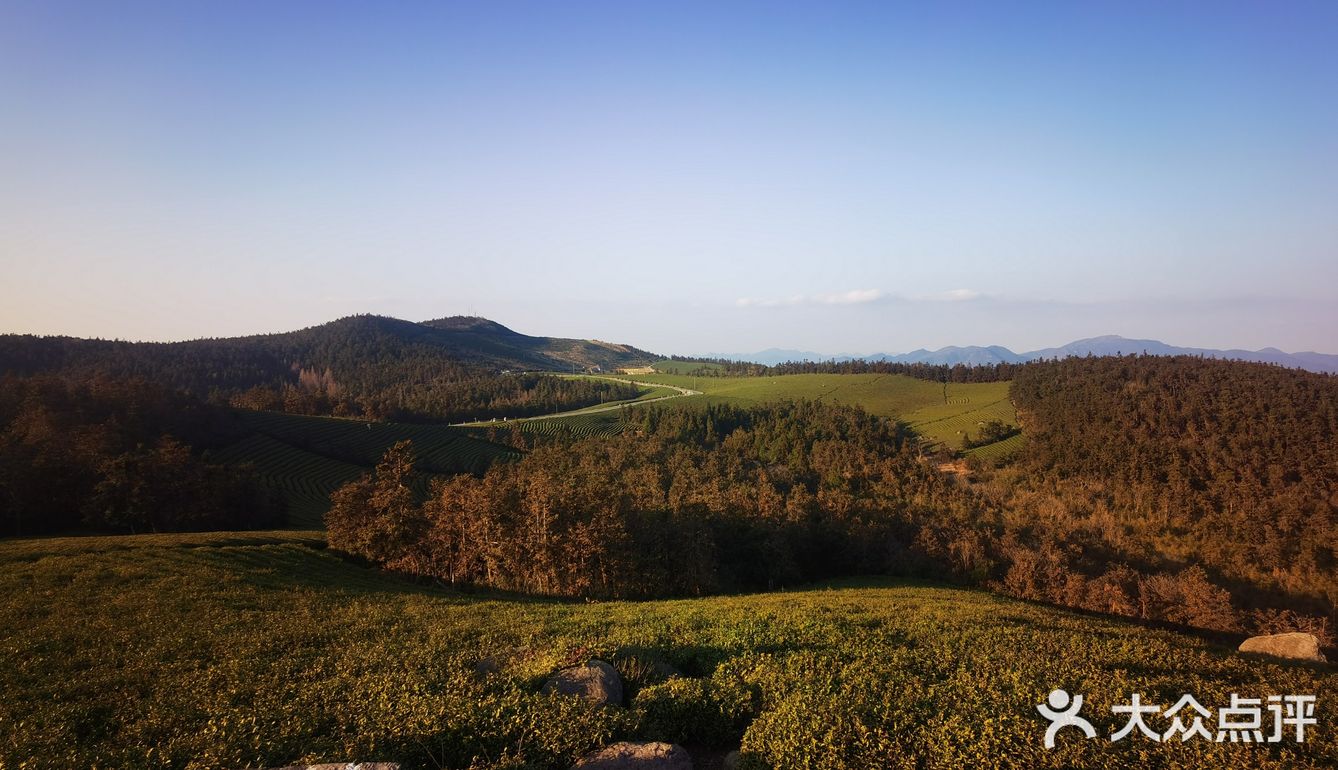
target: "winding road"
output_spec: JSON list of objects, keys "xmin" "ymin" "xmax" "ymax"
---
[{"xmin": 455, "ymin": 375, "xmax": 701, "ymax": 426}]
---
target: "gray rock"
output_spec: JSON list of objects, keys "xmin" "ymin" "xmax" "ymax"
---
[
  {"xmin": 544, "ymin": 659, "xmax": 623, "ymax": 706},
  {"xmin": 721, "ymin": 751, "xmax": 741, "ymax": 770},
  {"xmin": 264, "ymin": 764, "xmax": 400, "ymax": 770},
  {"xmin": 571, "ymin": 742, "xmax": 692, "ymax": 769},
  {"xmin": 1238, "ymin": 632, "xmax": 1327, "ymax": 663}
]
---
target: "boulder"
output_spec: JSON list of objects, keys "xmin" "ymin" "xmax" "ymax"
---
[
  {"xmin": 544, "ymin": 659, "xmax": 623, "ymax": 706},
  {"xmin": 1238, "ymin": 632, "xmax": 1327, "ymax": 663},
  {"xmin": 571, "ymin": 742, "xmax": 692, "ymax": 769},
  {"xmin": 721, "ymin": 751, "xmax": 741, "ymax": 770},
  {"xmin": 266, "ymin": 764, "xmax": 400, "ymax": 770}
]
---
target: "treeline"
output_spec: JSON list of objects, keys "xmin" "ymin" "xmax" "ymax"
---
[
  {"xmin": 993, "ymin": 355, "xmax": 1338, "ymax": 635},
  {"xmin": 655, "ymin": 356, "xmax": 1019, "ymax": 382},
  {"xmin": 326, "ymin": 397, "xmax": 1332, "ymax": 641},
  {"xmin": 227, "ymin": 371, "xmax": 640, "ymax": 424},
  {"xmin": 0, "ymin": 316, "xmax": 641, "ymax": 423},
  {"xmin": 0, "ymin": 375, "xmax": 284, "ymax": 535},
  {"xmin": 766, "ymin": 359, "xmax": 1021, "ymax": 382}
]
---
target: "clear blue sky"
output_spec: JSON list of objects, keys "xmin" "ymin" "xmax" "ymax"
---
[{"xmin": 2, "ymin": 1, "xmax": 1336, "ymax": 355}]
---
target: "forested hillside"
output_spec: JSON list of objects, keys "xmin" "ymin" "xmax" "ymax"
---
[
  {"xmin": 0, "ymin": 315, "xmax": 652, "ymax": 422},
  {"xmin": 328, "ymin": 356, "xmax": 1338, "ymax": 642},
  {"xmin": 996, "ymin": 356, "xmax": 1338, "ymax": 633},
  {"xmin": 0, "ymin": 376, "xmax": 284, "ymax": 535}
]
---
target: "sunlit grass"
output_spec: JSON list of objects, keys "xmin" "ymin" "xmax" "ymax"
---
[{"xmin": 1, "ymin": 531, "xmax": 1332, "ymax": 769}]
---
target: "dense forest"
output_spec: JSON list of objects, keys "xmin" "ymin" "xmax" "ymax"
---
[
  {"xmin": 992, "ymin": 355, "xmax": 1338, "ymax": 636},
  {"xmin": 0, "ymin": 316, "xmax": 644, "ymax": 423},
  {"xmin": 0, "ymin": 375, "xmax": 284, "ymax": 535},
  {"xmin": 328, "ymin": 356, "xmax": 1337, "ymax": 642},
  {"xmin": 327, "ymin": 398, "xmax": 1331, "ymax": 643},
  {"xmin": 328, "ymin": 401, "xmax": 964, "ymax": 598}
]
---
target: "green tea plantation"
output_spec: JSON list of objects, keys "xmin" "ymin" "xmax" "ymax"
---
[{"xmin": 0, "ymin": 532, "xmax": 1331, "ymax": 769}]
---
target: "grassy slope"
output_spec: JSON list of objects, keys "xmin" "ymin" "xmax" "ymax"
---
[
  {"xmin": 614, "ymin": 372, "xmax": 1019, "ymax": 451},
  {"xmin": 1, "ymin": 532, "xmax": 1331, "ymax": 770}
]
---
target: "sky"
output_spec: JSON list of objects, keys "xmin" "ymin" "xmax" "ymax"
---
[{"xmin": 2, "ymin": 1, "xmax": 1336, "ymax": 356}]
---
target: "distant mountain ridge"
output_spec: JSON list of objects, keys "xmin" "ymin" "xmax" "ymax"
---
[
  {"xmin": 717, "ymin": 335, "xmax": 1338, "ymax": 373},
  {"xmin": 0, "ymin": 314, "xmax": 656, "ymax": 376},
  {"xmin": 415, "ymin": 315, "xmax": 656, "ymax": 370},
  {"xmin": 0, "ymin": 314, "xmax": 661, "ymax": 421}
]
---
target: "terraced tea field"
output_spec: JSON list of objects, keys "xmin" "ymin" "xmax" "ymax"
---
[
  {"xmin": 2, "ymin": 530, "xmax": 1332, "ymax": 769},
  {"xmin": 965, "ymin": 431, "xmax": 1026, "ymax": 463},
  {"xmin": 210, "ymin": 435, "xmax": 366, "ymax": 526},
  {"xmin": 899, "ymin": 380, "xmax": 1017, "ymax": 450},
  {"xmin": 210, "ymin": 411, "xmax": 519, "ymax": 526},
  {"xmin": 233, "ymin": 411, "xmax": 515, "ymax": 474},
  {"xmin": 613, "ymin": 371, "xmax": 1020, "ymax": 453},
  {"xmin": 515, "ymin": 410, "xmax": 627, "ymax": 439}
]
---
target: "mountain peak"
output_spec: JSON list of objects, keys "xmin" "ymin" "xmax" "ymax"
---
[{"xmin": 422, "ymin": 316, "xmax": 523, "ymax": 336}]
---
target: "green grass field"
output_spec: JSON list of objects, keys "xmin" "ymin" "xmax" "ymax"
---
[
  {"xmin": 616, "ymin": 372, "xmax": 1019, "ymax": 452},
  {"xmin": 1, "ymin": 531, "xmax": 1331, "ymax": 769}
]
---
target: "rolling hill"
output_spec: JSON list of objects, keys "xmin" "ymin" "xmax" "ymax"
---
[
  {"xmin": 1, "ymin": 530, "xmax": 1332, "ymax": 769},
  {"xmin": 0, "ymin": 314, "xmax": 657, "ymax": 385},
  {"xmin": 420, "ymin": 316, "xmax": 655, "ymax": 370},
  {"xmin": 0, "ymin": 315, "xmax": 658, "ymax": 423}
]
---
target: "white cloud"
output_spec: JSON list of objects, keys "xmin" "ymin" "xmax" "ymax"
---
[
  {"xmin": 734, "ymin": 288, "xmax": 990, "ymax": 308},
  {"xmin": 814, "ymin": 289, "xmax": 885, "ymax": 305},
  {"xmin": 736, "ymin": 289, "xmax": 885, "ymax": 308},
  {"xmin": 938, "ymin": 288, "xmax": 982, "ymax": 301}
]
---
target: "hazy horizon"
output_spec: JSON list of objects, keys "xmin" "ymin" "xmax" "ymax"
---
[
  {"xmin": 5, "ymin": 308, "xmax": 1337, "ymax": 362},
  {"xmin": 3, "ymin": 2, "xmax": 1336, "ymax": 354}
]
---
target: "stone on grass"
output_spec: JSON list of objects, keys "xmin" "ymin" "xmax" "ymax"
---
[
  {"xmin": 571, "ymin": 742, "xmax": 692, "ymax": 769},
  {"xmin": 1238, "ymin": 632, "xmax": 1327, "ymax": 663},
  {"xmin": 265, "ymin": 764, "xmax": 400, "ymax": 770},
  {"xmin": 543, "ymin": 659, "xmax": 623, "ymax": 706}
]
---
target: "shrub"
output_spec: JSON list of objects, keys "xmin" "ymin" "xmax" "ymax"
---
[{"xmin": 633, "ymin": 665, "xmax": 758, "ymax": 746}]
